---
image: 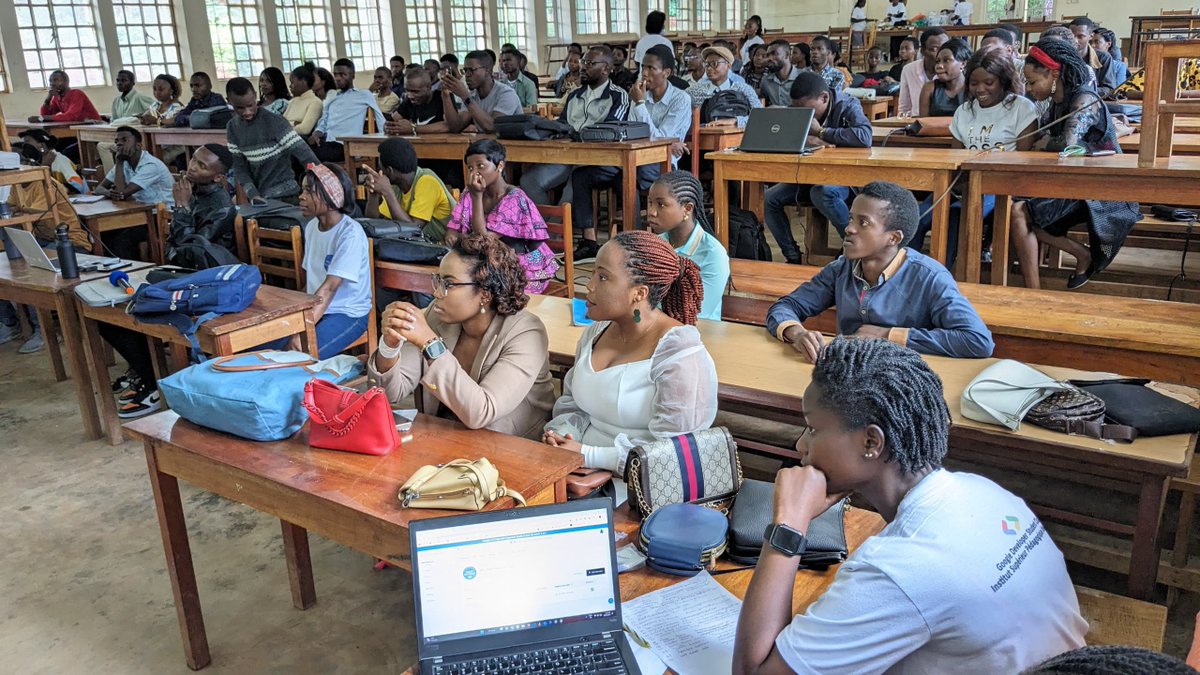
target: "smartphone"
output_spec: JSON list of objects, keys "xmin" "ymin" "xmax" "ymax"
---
[
  {"xmin": 393, "ymin": 410, "xmax": 414, "ymax": 433},
  {"xmin": 1086, "ymin": 150, "xmax": 1116, "ymax": 157}
]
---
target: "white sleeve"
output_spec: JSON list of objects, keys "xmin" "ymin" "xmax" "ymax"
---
[
  {"xmin": 545, "ymin": 321, "xmax": 606, "ymax": 440},
  {"xmin": 775, "ymin": 559, "xmax": 931, "ymax": 674},
  {"xmin": 324, "ymin": 221, "xmax": 367, "ymax": 284}
]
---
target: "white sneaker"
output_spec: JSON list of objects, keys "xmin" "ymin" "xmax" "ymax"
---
[
  {"xmin": 18, "ymin": 332, "xmax": 45, "ymax": 354},
  {"xmin": 117, "ymin": 388, "xmax": 162, "ymax": 419},
  {"xmin": 0, "ymin": 323, "xmax": 18, "ymax": 345}
]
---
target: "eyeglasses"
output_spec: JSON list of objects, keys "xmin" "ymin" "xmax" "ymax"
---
[
  {"xmin": 430, "ymin": 274, "xmax": 478, "ymax": 297},
  {"xmin": 461, "ymin": 66, "xmax": 483, "ymax": 75},
  {"xmin": 703, "ymin": 59, "xmax": 728, "ymax": 70},
  {"xmin": 581, "ymin": 59, "xmax": 600, "ymax": 68}
]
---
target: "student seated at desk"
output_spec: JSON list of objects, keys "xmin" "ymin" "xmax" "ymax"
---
[
  {"xmin": 136, "ymin": 75, "xmax": 185, "ymax": 166},
  {"xmin": 555, "ymin": 52, "xmax": 584, "ymax": 100},
  {"xmin": 685, "ymin": 45, "xmax": 761, "ymax": 126},
  {"xmin": 440, "ymin": 51, "xmax": 523, "ymax": 134},
  {"xmin": 1068, "ymin": 17, "xmax": 1121, "ymax": 99},
  {"xmin": 919, "ymin": 38, "xmax": 971, "ymax": 117},
  {"xmin": 28, "ymin": 70, "xmax": 100, "ymax": 124},
  {"xmin": 899, "ymin": 28, "xmax": 949, "ymax": 116},
  {"xmin": 543, "ymin": 231, "xmax": 717, "ymax": 477},
  {"xmin": 498, "ymin": 50, "xmax": 538, "ymax": 108},
  {"xmin": 363, "ymin": 137, "xmax": 456, "ymax": 244},
  {"xmin": 809, "ymin": 36, "xmax": 848, "ymax": 93},
  {"xmin": 258, "ymin": 67, "xmax": 291, "ymax": 116},
  {"xmin": 367, "ymin": 234, "xmax": 555, "ymax": 440},
  {"xmin": 92, "ymin": 126, "xmax": 175, "ymax": 259},
  {"xmin": 740, "ymin": 43, "xmax": 768, "ymax": 92},
  {"xmin": 108, "ymin": 69, "xmax": 155, "ymax": 126},
  {"xmin": 856, "ymin": 47, "xmax": 892, "ymax": 84},
  {"xmin": 761, "ymin": 40, "xmax": 802, "ymax": 107},
  {"xmin": 308, "ymin": 59, "xmax": 386, "ymax": 163},
  {"xmin": 370, "ymin": 67, "xmax": 401, "ymax": 116},
  {"xmin": 981, "ymin": 28, "xmax": 1026, "ymax": 95},
  {"xmin": 763, "ymin": 71, "xmax": 873, "ymax": 265},
  {"xmin": 1012, "ymin": 39, "xmax": 1141, "ymax": 291},
  {"xmin": 768, "ymin": 181, "xmax": 994, "ymax": 360},
  {"xmin": 169, "ymin": 72, "xmax": 226, "ymax": 128},
  {"xmin": 386, "ymin": 67, "xmax": 451, "ymax": 135},
  {"xmin": 17, "ymin": 129, "xmax": 87, "ymax": 194},
  {"xmin": 610, "ymin": 46, "xmax": 638, "ymax": 92},
  {"xmin": 283, "ymin": 64, "xmax": 324, "ymax": 137},
  {"xmin": 732, "ymin": 338, "xmax": 1086, "ymax": 675},
  {"xmin": 888, "ymin": 37, "xmax": 918, "ymax": 83},
  {"xmin": 647, "ymin": 171, "xmax": 729, "ymax": 322},
  {"xmin": 225, "ymin": 77, "xmax": 318, "ymax": 205}
]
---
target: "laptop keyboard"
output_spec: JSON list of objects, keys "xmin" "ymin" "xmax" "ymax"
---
[{"xmin": 433, "ymin": 638, "xmax": 629, "ymax": 675}]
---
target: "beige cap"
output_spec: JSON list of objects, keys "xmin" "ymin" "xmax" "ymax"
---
[{"xmin": 701, "ymin": 45, "xmax": 736, "ymax": 65}]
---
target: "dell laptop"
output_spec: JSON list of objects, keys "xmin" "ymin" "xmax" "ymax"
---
[
  {"xmin": 738, "ymin": 107, "xmax": 818, "ymax": 154},
  {"xmin": 410, "ymin": 499, "xmax": 641, "ymax": 675}
]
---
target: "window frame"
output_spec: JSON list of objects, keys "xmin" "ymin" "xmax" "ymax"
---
[
  {"xmin": 14, "ymin": 0, "xmax": 109, "ymax": 89},
  {"xmin": 111, "ymin": 0, "xmax": 184, "ymax": 84},
  {"xmin": 206, "ymin": 0, "xmax": 268, "ymax": 80},
  {"xmin": 275, "ymin": 0, "xmax": 335, "ymax": 72}
]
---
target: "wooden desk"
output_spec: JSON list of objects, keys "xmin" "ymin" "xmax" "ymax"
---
[
  {"xmin": 71, "ymin": 123, "xmax": 123, "ymax": 169},
  {"xmin": 341, "ymin": 133, "xmax": 674, "ymax": 232},
  {"xmin": 0, "ymin": 165, "xmax": 58, "ymax": 229},
  {"xmin": 126, "ymin": 410, "xmax": 581, "ymax": 670},
  {"xmin": 375, "ymin": 259, "xmax": 437, "ymax": 294},
  {"xmin": 525, "ymin": 293, "xmax": 1196, "ymax": 599},
  {"xmin": 6, "ymin": 119, "xmax": 91, "ymax": 143},
  {"xmin": 872, "ymin": 127, "xmax": 1200, "ymax": 155},
  {"xmin": 961, "ymin": 153, "xmax": 1200, "ymax": 287},
  {"xmin": 860, "ymin": 97, "xmax": 893, "ymax": 120},
  {"xmin": 78, "ymin": 284, "xmax": 319, "ymax": 445},
  {"xmin": 724, "ymin": 258, "xmax": 1200, "ymax": 386},
  {"xmin": 691, "ymin": 126, "xmax": 744, "ymax": 176},
  {"xmin": 70, "ymin": 198, "xmax": 157, "ymax": 257},
  {"xmin": 0, "ymin": 258, "xmax": 151, "ymax": 440},
  {"xmin": 141, "ymin": 127, "xmax": 226, "ymax": 164},
  {"xmin": 1129, "ymin": 14, "xmax": 1200, "ymax": 67},
  {"xmin": 707, "ymin": 147, "xmax": 973, "ymax": 277}
]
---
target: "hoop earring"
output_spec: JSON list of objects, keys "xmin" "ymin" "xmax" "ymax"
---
[{"xmin": 633, "ymin": 308, "xmax": 642, "ymax": 324}]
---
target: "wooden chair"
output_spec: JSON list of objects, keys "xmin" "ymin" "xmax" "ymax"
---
[
  {"xmin": 1075, "ymin": 585, "xmax": 1167, "ymax": 651},
  {"xmin": 364, "ymin": 109, "xmax": 378, "ymax": 134},
  {"xmin": 1138, "ymin": 39, "xmax": 1200, "ymax": 165},
  {"xmin": 246, "ymin": 218, "xmax": 305, "ymax": 290},
  {"xmin": 232, "ymin": 214, "xmax": 249, "ymax": 263},
  {"xmin": 340, "ymin": 246, "xmax": 378, "ymax": 356},
  {"xmin": 690, "ymin": 106, "xmax": 703, "ymax": 176},
  {"xmin": 153, "ymin": 203, "xmax": 171, "ymax": 265},
  {"xmin": 537, "ymin": 203, "xmax": 575, "ymax": 298}
]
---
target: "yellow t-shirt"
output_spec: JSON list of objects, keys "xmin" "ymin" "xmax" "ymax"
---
[{"xmin": 379, "ymin": 170, "xmax": 455, "ymax": 243}]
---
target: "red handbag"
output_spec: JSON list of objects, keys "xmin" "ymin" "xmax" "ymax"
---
[{"xmin": 302, "ymin": 379, "xmax": 400, "ymax": 456}]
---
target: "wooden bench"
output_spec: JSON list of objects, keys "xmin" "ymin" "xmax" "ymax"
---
[{"xmin": 723, "ymin": 259, "xmax": 1200, "ymax": 385}]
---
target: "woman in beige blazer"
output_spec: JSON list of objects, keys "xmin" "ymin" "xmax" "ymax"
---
[{"xmin": 367, "ymin": 233, "xmax": 555, "ymax": 440}]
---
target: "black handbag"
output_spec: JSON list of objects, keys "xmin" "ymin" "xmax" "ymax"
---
[
  {"xmin": 373, "ymin": 236, "xmax": 449, "ymax": 264},
  {"xmin": 579, "ymin": 121, "xmax": 651, "ymax": 142},
  {"xmin": 494, "ymin": 115, "xmax": 574, "ymax": 141},
  {"xmin": 1073, "ymin": 379, "xmax": 1200, "ymax": 438},
  {"xmin": 1025, "ymin": 388, "xmax": 1137, "ymax": 442},
  {"xmin": 726, "ymin": 479, "xmax": 849, "ymax": 568},
  {"xmin": 357, "ymin": 217, "xmax": 423, "ymax": 239},
  {"xmin": 189, "ymin": 105, "xmax": 234, "ymax": 129}
]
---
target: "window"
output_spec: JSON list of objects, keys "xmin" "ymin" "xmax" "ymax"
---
[
  {"xmin": 575, "ymin": 0, "xmax": 603, "ymax": 35},
  {"xmin": 449, "ymin": 0, "xmax": 487, "ymax": 54},
  {"xmin": 112, "ymin": 0, "xmax": 183, "ymax": 83},
  {"xmin": 0, "ymin": 44, "xmax": 9, "ymax": 93},
  {"xmin": 696, "ymin": 0, "xmax": 712, "ymax": 31},
  {"xmin": 206, "ymin": 0, "xmax": 265, "ymax": 80},
  {"xmin": 405, "ymin": 0, "xmax": 442, "ymax": 63},
  {"xmin": 15, "ymin": 0, "xmax": 107, "ymax": 88},
  {"xmin": 276, "ymin": 0, "xmax": 334, "ymax": 71},
  {"xmin": 341, "ymin": 0, "xmax": 395, "ymax": 70},
  {"xmin": 609, "ymin": 0, "xmax": 638, "ymax": 34},
  {"xmin": 668, "ymin": 0, "xmax": 694, "ymax": 32},
  {"xmin": 727, "ymin": 0, "xmax": 749, "ymax": 30},
  {"xmin": 496, "ymin": 0, "xmax": 529, "ymax": 51}
]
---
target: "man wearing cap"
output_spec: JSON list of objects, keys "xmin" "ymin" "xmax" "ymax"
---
[{"xmin": 685, "ymin": 45, "xmax": 762, "ymax": 127}]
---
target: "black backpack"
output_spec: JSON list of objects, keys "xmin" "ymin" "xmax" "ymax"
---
[
  {"xmin": 168, "ymin": 234, "xmax": 240, "ymax": 271},
  {"xmin": 237, "ymin": 199, "xmax": 306, "ymax": 231},
  {"xmin": 494, "ymin": 115, "xmax": 574, "ymax": 141},
  {"xmin": 727, "ymin": 206, "xmax": 772, "ymax": 261},
  {"xmin": 700, "ymin": 90, "xmax": 753, "ymax": 124}
]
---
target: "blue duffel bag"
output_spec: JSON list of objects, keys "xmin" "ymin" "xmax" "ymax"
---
[{"xmin": 158, "ymin": 351, "xmax": 365, "ymax": 441}]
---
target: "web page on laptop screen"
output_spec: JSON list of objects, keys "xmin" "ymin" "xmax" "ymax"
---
[{"xmin": 414, "ymin": 507, "xmax": 615, "ymax": 645}]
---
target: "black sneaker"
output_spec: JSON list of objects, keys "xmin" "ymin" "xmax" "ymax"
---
[
  {"xmin": 573, "ymin": 239, "xmax": 601, "ymax": 261},
  {"xmin": 111, "ymin": 369, "xmax": 137, "ymax": 393},
  {"xmin": 117, "ymin": 388, "xmax": 162, "ymax": 419}
]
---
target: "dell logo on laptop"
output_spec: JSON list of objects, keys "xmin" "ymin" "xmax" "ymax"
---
[{"xmin": 770, "ymin": 124, "xmax": 781, "ymax": 133}]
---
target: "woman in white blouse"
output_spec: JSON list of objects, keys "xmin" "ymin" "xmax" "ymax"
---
[{"xmin": 543, "ymin": 230, "xmax": 718, "ymax": 477}]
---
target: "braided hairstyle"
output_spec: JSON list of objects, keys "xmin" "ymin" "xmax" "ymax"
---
[
  {"xmin": 611, "ymin": 230, "xmax": 704, "ymax": 325},
  {"xmin": 1028, "ymin": 37, "xmax": 1099, "ymax": 137},
  {"xmin": 653, "ymin": 171, "xmax": 713, "ymax": 234},
  {"xmin": 811, "ymin": 337, "xmax": 950, "ymax": 475},
  {"xmin": 1023, "ymin": 645, "xmax": 1196, "ymax": 674}
]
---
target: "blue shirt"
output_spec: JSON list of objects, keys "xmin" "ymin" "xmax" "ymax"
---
[
  {"xmin": 663, "ymin": 224, "xmax": 729, "ymax": 322},
  {"xmin": 766, "ymin": 249, "xmax": 994, "ymax": 358},
  {"xmin": 315, "ymin": 87, "xmax": 385, "ymax": 143},
  {"xmin": 104, "ymin": 152, "xmax": 175, "ymax": 206},
  {"xmin": 630, "ymin": 84, "xmax": 691, "ymax": 166}
]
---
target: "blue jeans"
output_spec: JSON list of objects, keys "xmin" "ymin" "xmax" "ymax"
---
[
  {"xmin": 0, "ymin": 301, "xmax": 38, "ymax": 330},
  {"xmin": 261, "ymin": 312, "xmax": 368, "ymax": 360},
  {"xmin": 913, "ymin": 194, "xmax": 995, "ymax": 269},
  {"xmin": 764, "ymin": 183, "xmax": 853, "ymax": 262}
]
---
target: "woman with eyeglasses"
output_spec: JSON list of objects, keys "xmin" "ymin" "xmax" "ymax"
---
[{"xmin": 368, "ymin": 233, "xmax": 555, "ymax": 440}]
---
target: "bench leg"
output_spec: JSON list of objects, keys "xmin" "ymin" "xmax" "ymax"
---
[
  {"xmin": 82, "ymin": 316, "xmax": 125, "ymax": 446},
  {"xmin": 991, "ymin": 195, "xmax": 1013, "ymax": 286},
  {"xmin": 1128, "ymin": 474, "xmax": 1169, "ymax": 600},
  {"xmin": 281, "ymin": 520, "xmax": 317, "ymax": 610},
  {"xmin": 34, "ymin": 307, "xmax": 67, "ymax": 382},
  {"xmin": 57, "ymin": 296, "xmax": 102, "ymax": 440},
  {"xmin": 1169, "ymin": 491, "xmax": 1196, "ymax": 606}
]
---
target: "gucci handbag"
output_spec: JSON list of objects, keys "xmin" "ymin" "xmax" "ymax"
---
[
  {"xmin": 637, "ymin": 503, "xmax": 728, "ymax": 576},
  {"xmin": 624, "ymin": 427, "xmax": 743, "ymax": 518},
  {"xmin": 302, "ymin": 379, "xmax": 400, "ymax": 456},
  {"xmin": 398, "ymin": 458, "xmax": 526, "ymax": 510},
  {"xmin": 726, "ymin": 479, "xmax": 850, "ymax": 568}
]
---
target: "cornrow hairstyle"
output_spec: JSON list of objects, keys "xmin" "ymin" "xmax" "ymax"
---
[
  {"xmin": 964, "ymin": 48, "xmax": 1020, "ymax": 115},
  {"xmin": 811, "ymin": 337, "xmax": 949, "ymax": 475},
  {"xmin": 858, "ymin": 180, "xmax": 919, "ymax": 246},
  {"xmin": 1028, "ymin": 37, "xmax": 1096, "ymax": 112},
  {"xmin": 612, "ymin": 230, "xmax": 704, "ymax": 325},
  {"xmin": 1041, "ymin": 25, "xmax": 1075, "ymax": 43},
  {"xmin": 454, "ymin": 234, "xmax": 530, "ymax": 315},
  {"xmin": 653, "ymin": 171, "xmax": 713, "ymax": 235},
  {"xmin": 1022, "ymin": 645, "xmax": 1196, "ymax": 674}
]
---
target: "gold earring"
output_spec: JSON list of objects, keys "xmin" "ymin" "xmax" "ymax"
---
[
  {"xmin": 480, "ymin": 304, "xmax": 486, "ymax": 315},
  {"xmin": 864, "ymin": 452, "xmax": 875, "ymax": 459}
]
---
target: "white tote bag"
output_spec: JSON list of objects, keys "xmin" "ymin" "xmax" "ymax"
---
[{"xmin": 961, "ymin": 360, "xmax": 1074, "ymax": 431}]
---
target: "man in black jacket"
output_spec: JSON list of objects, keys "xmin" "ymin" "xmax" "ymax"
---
[{"xmin": 167, "ymin": 143, "xmax": 239, "ymax": 264}]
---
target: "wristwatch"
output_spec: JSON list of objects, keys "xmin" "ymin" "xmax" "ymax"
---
[
  {"xmin": 422, "ymin": 336, "xmax": 448, "ymax": 361},
  {"xmin": 763, "ymin": 523, "xmax": 807, "ymax": 557}
]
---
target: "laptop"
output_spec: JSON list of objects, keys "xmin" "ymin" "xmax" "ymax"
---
[
  {"xmin": 6, "ymin": 227, "xmax": 120, "ymax": 273},
  {"xmin": 738, "ymin": 107, "xmax": 818, "ymax": 154},
  {"xmin": 410, "ymin": 499, "xmax": 641, "ymax": 675}
]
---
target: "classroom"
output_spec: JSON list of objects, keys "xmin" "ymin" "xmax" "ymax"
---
[{"xmin": 2, "ymin": 0, "xmax": 1200, "ymax": 672}]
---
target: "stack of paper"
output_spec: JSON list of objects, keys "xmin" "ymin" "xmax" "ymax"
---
[{"xmin": 622, "ymin": 572, "xmax": 742, "ymax": 675}]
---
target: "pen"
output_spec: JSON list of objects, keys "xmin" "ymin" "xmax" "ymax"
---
[{"xmin": 623, "ymin": 623, "xmax": 651, "ymax": 649}]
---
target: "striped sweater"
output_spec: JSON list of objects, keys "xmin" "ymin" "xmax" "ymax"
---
[{"xmin": 226, "ymin": 109, "xmax": 319, "ymax": 200}]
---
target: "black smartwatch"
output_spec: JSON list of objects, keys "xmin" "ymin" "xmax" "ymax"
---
[{"xmin": 763, "ymin": 523, "xmax": 807, "ymax": 557}]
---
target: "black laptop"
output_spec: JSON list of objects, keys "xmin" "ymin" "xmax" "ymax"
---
[
  {"xmin": 410, "ymin": 499, "xmax": 641, "ymax": 675},
  {"xmin": 738, "ymin": 107, "xmax": 818, "ymax": 154}
]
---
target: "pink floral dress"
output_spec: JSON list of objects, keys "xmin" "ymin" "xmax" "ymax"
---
[{"xmin": 448, "ymin": 187, "xmax": 559, "ymax": 294}]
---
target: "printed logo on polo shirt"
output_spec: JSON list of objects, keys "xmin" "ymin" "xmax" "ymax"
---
[{"xmin": 1001, "ymin": 516, "xmax": 1020, "ymax": 535}]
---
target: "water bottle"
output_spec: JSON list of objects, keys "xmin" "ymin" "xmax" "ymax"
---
[
  {"xmin": 1, "ymin": 227, "xmax": 22, "ymax": 261},
  {"xmin": 55, "ymin": 224, "xmax": 79, "ymax": 279}
]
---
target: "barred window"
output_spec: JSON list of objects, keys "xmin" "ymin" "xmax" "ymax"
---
[
  {"xmin": 207, "ymin": 0, "xmax": 266, "ymax": 80},
  {"xmin": 15, "ymin": 0, "xmax": 107, "ymax": 88},
  {"xmin": 341, "ymin": 0, "xmax": 395, "ymax": 71},
  {"xmin": 112, "ymin": 0, "xmax": 184, "ymax": 83},
  {"xmin": 276, "ymin": 0, "xmax": 334, "ymax": 71}
]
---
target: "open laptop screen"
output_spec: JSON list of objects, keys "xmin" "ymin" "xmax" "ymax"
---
[{"xmin": 412, "ymin": 504, "xmax": 616, "ymax": 647}]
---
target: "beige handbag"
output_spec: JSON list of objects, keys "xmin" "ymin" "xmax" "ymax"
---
[{"xmin": 398, "ymin": 458, "xmax": 526, "ymax": 510}]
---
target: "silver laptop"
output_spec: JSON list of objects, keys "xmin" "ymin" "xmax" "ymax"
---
[
  {"xmin": 6, "ymin": 227, "xmax": 119, "ymax": 273},
  {"xmin": 738, "ymin": 107, "xmax": 818, "ymax": 154},
  {"xmin": 410, "ymin": 499, "xmax": 641, "ymax": 675}
]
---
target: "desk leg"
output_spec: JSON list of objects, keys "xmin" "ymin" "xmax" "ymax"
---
[
  {"xmin": 82, "ymin": 316, "xmax": 124, "ymax": 445},
  {"xmin": 57, "ymin": 296, "xmax": 103, "ymax": 440},
  {"xmin": 991, "ymin": 195, "xmax": 1013, "ymax": 287},
  {"xmin": 145, "ymin": 440, "xmax": 211, "ymax": 670},
  {"xmin": 281, "ymin": 520, "xmax": 317, "ymax": 610},
  {"xmin": 1128, "ymin": 474, "xmax": 1169, "ymax": 600},
  {"xmin": 299, "ymin": 308, "xmax": 319, "ymax": 359},
  {"xmin": 713, "ymin": 162, "xmax": 728, "ymax": 249},
  {"xmin": 957, "ymin": 172, "xmax": 982, "ymax": 283},
  {"xmin": 928, "ymin": 172, "xmax": 951, "ymax": 268},
  {"xmin": 35, "ymin": 306, "xmax": 67, "ymax": 382},
  {"xmin": 621, "ymin": 153, "xmax": 638, "ymax": 232}
]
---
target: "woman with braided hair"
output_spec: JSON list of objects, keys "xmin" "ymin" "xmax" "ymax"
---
[
  {"xmin": 1026, "ymin": 645, "xmax": 1195, "ymax": 674},
  {"xmin": 1011, "ymin": 37, "xmax": 1140, "ymax": 290},
  {"xmin": 543, "ymin": 230, "xmax": 717, "ymax": 487},
  {"xmin": 734, "ymin": 337, "xmax": 1086, "ymax": 675},
  {"xmin": 646, "ymin": 171, "xmax": 730, "ymax": 321}
]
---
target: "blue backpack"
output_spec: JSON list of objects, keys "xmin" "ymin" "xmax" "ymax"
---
[{"xmin": 129, "ymin": 264, "xmax": 262, "ymax": 362}]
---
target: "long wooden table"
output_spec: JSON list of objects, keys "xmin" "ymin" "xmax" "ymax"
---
[
  {"xmin": 126, "ymin": 410, "xmax": 582, "ymax": 670},
  {"xmin": 78, "ymin": 284, "xmax": 320, "ymax": 445},
  {"xmin": 5, "ymin": 119, "xmax": 92, "ymax": 143},
  {"xmin": 872, "ymin": 126, "xmax": 1200, "ymax": 155},
  {"xmin": 341, "ymin": 133, "xmax": 674, "ymax": 232},
  {"xmin": 707, "ymin": 147, "xmax": 975, "ymax": 277},
  {"xmin": 141, "ymin": 126, "xmax": 227, "ymax": 164},
  {"xmin": 71, "ymin": 197, "xmax": 158, "ymax": 258},
  {"xmin": 524, "ymin": 294, "xmax": 1197, "ymax": 599},
  {"xmin": 961, "ymin": 152, "xmax": 1200, "ymax": 287},
  {"xmin": 71, "ymin": 123, "xmax": 122, "ymax": 170}
]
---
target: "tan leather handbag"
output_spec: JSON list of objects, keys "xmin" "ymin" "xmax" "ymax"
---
[{"xmin": 398, "ymin": 458, "xmax": 526, "ymax": 510}]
